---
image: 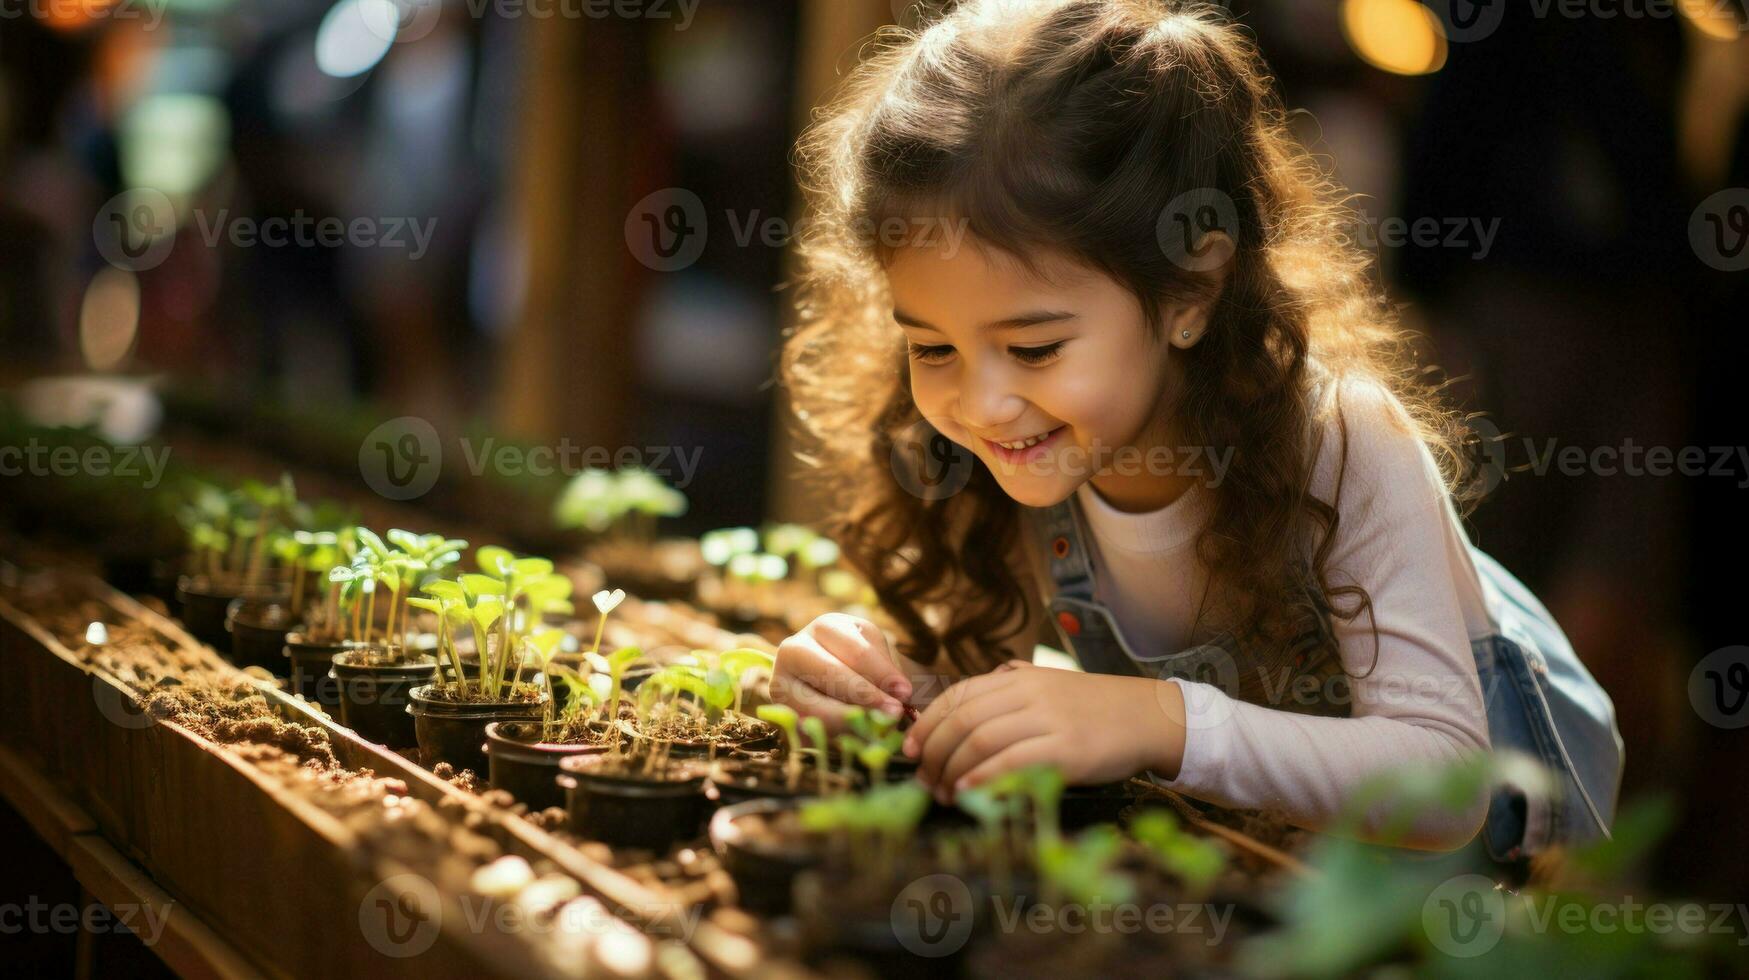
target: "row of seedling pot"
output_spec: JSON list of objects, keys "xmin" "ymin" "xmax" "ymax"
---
[{"xmin": 709, "ymin": 760, "xmax": 1263, "ymax": 976}]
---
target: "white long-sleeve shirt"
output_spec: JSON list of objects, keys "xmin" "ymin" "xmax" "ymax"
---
[{"xmin": 1071, "ymin": 378, "xmax": 1493, "ymax": 849}]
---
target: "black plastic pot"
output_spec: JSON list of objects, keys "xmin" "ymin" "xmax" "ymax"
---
[
  {"xmin": 408, "ymin": 685, "xmax": 547, "ymax": 775},
  {"xmin": 284, "ymin": 633, "xmax": 349, "ymax": 709},
  {"xmin": 708, "ymin": 797, "xmax": 825, "ymax": 915},
  {"xmin": 706, "ymin": 758, "xmax": 856, "ymax": 809},
  {"xmin": 331, "ymin": 652, "xmax": 438, "ymax": 748},
  {"xmin": 176, "ymin": 577, "xmax": 244, "ymax": 648},
  {"xmin": 616, "ymin": 717, "xmax": 780, "ymax": 758},
  {"xmin": 1060, "ymin": 782, "xmax": 1138, "ymax": 831},
  {"xmin": 795, "ymin": 868, "xmax": 984, "ymax": 976},
  {"xmin": 485, "ymin": 722, "xmax": 606, "ymax": 811},
  {"xmin": 226, "ymin": 598, "xmax": 295, "ymax": 672},
  {"xmin": 558, "ymin": 753, "xmax": 708, "ymax": 851}
]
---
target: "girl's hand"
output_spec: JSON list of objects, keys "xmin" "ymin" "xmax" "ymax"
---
[
  {"xmin": 903, "ymin": 661, "xmax": 1187, "ymax": 802},
  {"xmin": 771, "ymin": 613, "xmax": 924, "ymax": 732}
]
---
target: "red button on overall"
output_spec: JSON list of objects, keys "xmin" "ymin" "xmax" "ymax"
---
[
  {"xmin": 1057, "ymin": 611, "xmax": 1082, "ymax": 636},
  {"xmin": 1051, "ymin": 536, "xmax": 1070, "ymax": 559}
]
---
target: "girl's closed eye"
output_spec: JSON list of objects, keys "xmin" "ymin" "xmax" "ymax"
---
[
  {"xmin": 905, "ymin": 341, "xmax": 1067, "ymax": 365},
  {"xmin": 1009, "ymin": 341, "xmax": 1065, "ymax": 365},
  {"xmin": 906, "ymin": 342, "xmax": 956, "ymax": 364}
]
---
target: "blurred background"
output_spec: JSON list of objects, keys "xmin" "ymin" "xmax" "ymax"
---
[{"xmin": 1, "ymin": 0, "xmax": 1745, "ymax": 901}]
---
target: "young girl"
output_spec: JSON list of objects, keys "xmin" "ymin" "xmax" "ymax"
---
[{"xmin": 770, "ymin": 0, "xmax": 1621, "ymax": 857}]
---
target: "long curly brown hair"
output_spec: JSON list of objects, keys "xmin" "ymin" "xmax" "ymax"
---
[{"xmin": 781, "ymin": 0, "xmax": 1475, "ymax": 691}]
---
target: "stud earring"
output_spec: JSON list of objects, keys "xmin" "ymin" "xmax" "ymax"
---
[{"xmin": 1181, "ymin": 330, "xmax": 1192, "ymax": 340}]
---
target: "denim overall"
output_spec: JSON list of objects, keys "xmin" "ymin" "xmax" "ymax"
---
[{"xmin": 1023, "ymin": 495, "xmax": 1625, "ymax": 859}]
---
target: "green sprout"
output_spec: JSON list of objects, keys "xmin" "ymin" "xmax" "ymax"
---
[
  {"xmin": 554, "ymin": 466, "xmax": 687, "ymax": 539},
  {"xmin": 461, "ymin": 545, "xmax": 571, "ymax": 700},
  {"xmin": 756, "ymin": 703, "xmax": 803, "ymax": 790},
  {"xmin": 846, "ymin": 707, "xmax": 905, "ymax": 783},
  {"xmin": 544, "ymin": 665, "xmax": 601, "ymax": 742},
  {"xmin": 799, "ymin": 781, "xmax": 931, "ymax": 878},
  {"xmin": 716, "ymin": 647, "xmax": 775, "ymax": 716},
  {"xmin": 603, "ymin": 645, "xmax": 641, "ymax": 723},
  {"xmin": 1036, "ymin": 825, "xmax": 1136, "ymax": 909},
  {"xmin": 801, "ymin": 716, "xmax": 832, "ymax": 793},
  {"xmin": 586, "ymin": 587, "xmax": 626, "ymax": 657},
  {"xmin": 699, "ymin": 526, "xmax": 759, "ymax": 567},
  {"xmin": 1128, "ymin": 810, "xmax": 1226, "ymax": 897}
]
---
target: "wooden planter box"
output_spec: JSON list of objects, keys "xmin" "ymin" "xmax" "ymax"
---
[{"xmin": 0, "ymin": 573, "xmax": 766, "ymax": 979}]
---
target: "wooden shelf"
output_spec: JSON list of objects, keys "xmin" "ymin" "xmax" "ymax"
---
[{"xmin": 0, "ymin": 744, "xmax": 263, "ymax": 980}]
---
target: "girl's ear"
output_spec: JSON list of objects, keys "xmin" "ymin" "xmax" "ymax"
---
[{"xmin": 1165, "ymin": 231, "xmax": 1234, "ymax": 349}]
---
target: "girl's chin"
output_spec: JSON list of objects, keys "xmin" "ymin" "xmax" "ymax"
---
[{"xmin": 987, "ymin": 471, "xmax": 1082, "ymax": 509}]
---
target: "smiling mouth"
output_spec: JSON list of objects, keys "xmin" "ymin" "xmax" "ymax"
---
[
  {"xmin": 979, "ymin": 425, "xmax": 1066, "ymax": 460},
  {"xmin": 992, "ymin": 430, "xmax": 1057, "ymax": 450}
]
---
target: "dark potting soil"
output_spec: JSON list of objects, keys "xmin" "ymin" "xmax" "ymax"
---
[
  {"xmin": 334, "ymin": 646, "xmax": 434, "ymax": 669},
  {"xmin": 144, "ymin": 683, "xmax": 340, "ymax": 770},
  {"xmin": 419, "ymin": 683, "xmax": 545, "ymax": 705},
  {"xmin": 628, "ymin": 708, "xmax": 773, "ymax": 746}
]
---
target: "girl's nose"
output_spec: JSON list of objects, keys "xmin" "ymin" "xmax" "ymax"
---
[{"xmin": 957, "ymin": 367, "xmax": 1026, "ymax": 433}]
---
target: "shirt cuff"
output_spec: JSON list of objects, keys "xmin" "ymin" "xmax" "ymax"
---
[{"xmin": 1146, "ymin": 677, "xmax": 1235, "ymax": 793}]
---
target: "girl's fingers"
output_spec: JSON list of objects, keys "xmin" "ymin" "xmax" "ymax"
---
[
  {"xmin": 932, "ymin": 711, "xmax": 1050, "ymax": 798},
  {"xmin": 775, "ymin": 633, "xmax": 898, "ymax": 716},
  {"xmin": 915, "ymin": 687, "xmax": 1031, "ymax": 787},
  {"xmin": 810, "ymin": 614, "xmax": 912, "ymax": 705},
  {"xmin": 767, "ymin": 671, "xmax": 862, "ymax": 733},
  {"xmin": 954, "ymin": 735, "xmax": 1058, "ymax": 793},
  {"xmin": 904, "ymin": 670, "xmax": 1019, "ymax": 757}
]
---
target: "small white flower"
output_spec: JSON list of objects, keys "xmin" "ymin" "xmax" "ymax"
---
[{"xmin": 592, "ymin": 588, "xmax": 626, "ymax": 614}]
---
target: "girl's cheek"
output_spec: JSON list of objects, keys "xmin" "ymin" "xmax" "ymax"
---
[{"xmin": 908, "ymin": 372, "xmax": 959, "ymax": 436}]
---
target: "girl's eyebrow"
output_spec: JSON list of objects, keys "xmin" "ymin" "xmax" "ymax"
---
[{"xmin": 892, "ymin": 309, "xmax": 1078, "ymax": 331}]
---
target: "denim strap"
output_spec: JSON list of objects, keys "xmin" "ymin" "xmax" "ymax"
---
[{"xmin": 1028, "ymin": 498, "xmax": 1146, "ymax": 678}]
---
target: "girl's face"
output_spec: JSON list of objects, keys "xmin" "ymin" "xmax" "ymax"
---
[{"xmin": 887, "ymin": 238, "xmax": 1202, "ymax": 511}]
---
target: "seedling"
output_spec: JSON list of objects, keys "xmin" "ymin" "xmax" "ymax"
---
[
  {"xmin": 446, "ymin": 545, "xmax": 573, "ymax": 700},
  {"xmin": 1128, "ymin": 810, "xmax": 1226, "ymax": 897},
  {"xmin": 716, "ymin": 647, "xmax": 775, "ymax": 716},
  {"xmin": 540, "ymin": 664, "xmax": 601, "ymax": 743},
  {"xmin": 798, "ymin": 780, "xmax": 932, "ymax": 878},
  {"xmin": 554, "ymin": 466, "xmax": 687, "ymax": 540},
  {"xmin": 843, "ymin": 707, "xmax": 904, "ymax": 783},
  {"xmin": 756, "ymin": 703, "xmax": 804, "ymax": 790},
  {"xmin": 1036, "ymin": 825, "xmax": 1136, "ymax": 909},
  {"xmin": 586, "ymin": 588, "xmax": 625, "ymax": 658},
  {"xmin": 801, "ymin": 716, "xmax": 832, "ymax": 792}
]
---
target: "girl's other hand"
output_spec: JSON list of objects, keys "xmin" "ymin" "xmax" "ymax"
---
[
  {"xmin": 771, "ymin": 613, "xmax": 919, "ymax": 732},
  {"xmin": 903, "ymin": 661, "xmax": 1187, "ymax": 803}
]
